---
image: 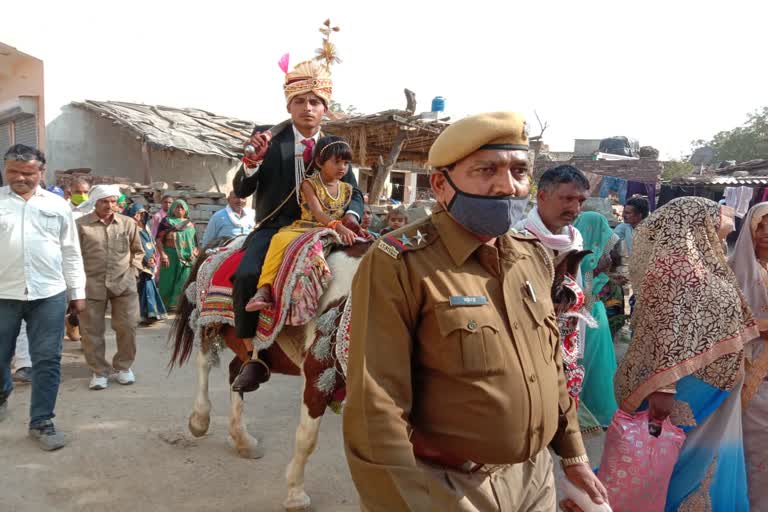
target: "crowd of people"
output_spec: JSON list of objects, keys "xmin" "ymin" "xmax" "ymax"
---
[{"xmin": 1, "ymin": 57, "xmax": 767, "ymax": 512}]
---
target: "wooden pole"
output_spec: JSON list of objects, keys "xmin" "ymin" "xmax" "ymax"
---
[
  {"xmin": 141, "ymin": 141, "xmax": 152, "ymax": 184},
  {"xmin": 368, "ymin": 89, "xmax": 415, "ymax": 204},
  {"xmin": 369, "ymin": 131, "xmax": 407, "ymax": 204}
]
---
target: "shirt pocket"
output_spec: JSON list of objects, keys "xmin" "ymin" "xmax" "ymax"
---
[
  {"xmin": 0, "ymin": 207, "xmax": 12, "ymax": 232},
  {"xmin": 113, "ymin": 232, "xmax": 129, "ymax": 254},
  {"xmin": 522, "ymin": 296, "xmax": 559, "ymax": 366},
  {"xmin": 435, "ymin": 303, "xmax": 503, "ymax": 376},
  {"xmin": 37, "ymin": 208, "xmax": 62, "ymax": 237}
]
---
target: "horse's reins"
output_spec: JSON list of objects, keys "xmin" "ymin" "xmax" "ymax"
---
[{"xmin": 253, "ymin": 184, "xmax": 298, "ymax": 231}]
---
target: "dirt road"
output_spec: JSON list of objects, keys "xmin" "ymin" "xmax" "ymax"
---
[{"xmin": 0, "ymin": 320, "xmax": 358, "ymax": 512}]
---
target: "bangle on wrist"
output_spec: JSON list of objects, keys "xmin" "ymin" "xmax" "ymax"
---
[
  {"xmin": 327, "ymin": 220, "xmax": 342, "ymax": 229},
  {"xmin": 242, "ymin": 155, "xmax": 262, "ymax": 168},
  {"xmin": 560, "ymin": 454, "xmax": 590, "ymax": 469}
]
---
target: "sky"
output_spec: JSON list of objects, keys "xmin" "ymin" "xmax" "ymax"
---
[{"xmin": 5, "ymin": 0, "xmax": 766, "ymax": 160}]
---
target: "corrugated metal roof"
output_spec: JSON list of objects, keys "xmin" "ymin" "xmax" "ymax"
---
[{"xmin": 671, "ymin": 175, "xmax": 768, "ymax": 185}]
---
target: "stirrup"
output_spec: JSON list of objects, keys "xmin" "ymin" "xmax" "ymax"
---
[{"xmin": 231, "ymin": 359, "xmax": 271, "ymax": 393}]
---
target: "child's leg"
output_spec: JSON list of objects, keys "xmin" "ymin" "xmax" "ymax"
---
[{"xmin": 256, "ymin": 230, "xmax": 298, "ymax": 289}]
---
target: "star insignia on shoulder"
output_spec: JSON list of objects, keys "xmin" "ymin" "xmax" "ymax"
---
[
  {"xmin": 413, "ymin": 229, "xmax": 427, "ymax": 246},
  {"xmin": 398, "ymin": 233, "xmax": 413, "ymax": 246}
]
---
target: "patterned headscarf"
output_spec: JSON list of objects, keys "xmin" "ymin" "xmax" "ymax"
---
[{"xmin": 615, "ymin": 196, "xmax": 758, "ymax": 412}]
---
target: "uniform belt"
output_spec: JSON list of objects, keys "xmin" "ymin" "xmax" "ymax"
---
[{"xmin": 412, "ymin": 433, "xmax": 506, "ymax": 475}]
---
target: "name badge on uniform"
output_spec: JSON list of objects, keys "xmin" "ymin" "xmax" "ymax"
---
[{"xmin": 449, "ymin": 296, "xmax": 488, "ymax": 307}]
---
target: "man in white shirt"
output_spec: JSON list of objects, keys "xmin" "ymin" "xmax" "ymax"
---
[
  {"xmin": 0, "ymin": 144, "xmax": 86, "ymax": 451},
  {"xmin": 201, "ymin": 191, "xmax": 256, "ymax": 247}
]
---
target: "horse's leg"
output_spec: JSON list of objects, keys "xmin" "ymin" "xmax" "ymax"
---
[
  {"xmin": 221, "ymin": 327, "xmax": 265, "ymax": 459},
  {"xmin": 283, "ymin": 391, "xmax": 324, "ymax": 511},
  {"xmin": 188, "ymin": 347, "xmax": 213, "ymax": 437},
  {"xmin": 228, "ymin": 386, "xmax": 265, "ymax": 459}
]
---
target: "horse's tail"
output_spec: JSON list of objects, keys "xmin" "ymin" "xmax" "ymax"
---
[{"xmin": 168, "ymin": 237, "xmax": 234, "ymax": 369}]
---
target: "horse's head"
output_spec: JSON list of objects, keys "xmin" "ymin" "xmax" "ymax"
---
[{"xmin": 551, "ymin": 250, "xmax": 591, "ymax": 317}]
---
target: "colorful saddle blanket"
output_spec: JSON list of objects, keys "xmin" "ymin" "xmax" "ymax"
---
[{"xmin": 256, "ymin": 228, "xmax": 340, "ymax": 349}]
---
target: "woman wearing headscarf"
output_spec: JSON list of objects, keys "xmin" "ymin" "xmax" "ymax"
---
[
  {"xmin": 116, "ymin": 194, "xmax": 128, "ymax": 212},
  {"xmin": 729, "ymin": 202, "xmax": 768, "ymax": 510},
  {"xmin": 615, "ymin": 197, "xmax": 758, "ymax": 511},
  {"xmin": 573, "ymin": 212, "xmax": 620, "ymax": 427},
  {"xmin": 156, "ymin": 199, "xmax": 198, "ymax": 310},
  {"xmin": 124, "ymin": 204, "xmax": 168, "ymax": 325}
]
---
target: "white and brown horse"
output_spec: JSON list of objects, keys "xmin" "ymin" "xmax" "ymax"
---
[
  {"xmin": 169, "ymin": 236, "xmax": 370, "ymax": 511},
  {"xmin": 169, "ymin": 232, "xmax": 590, "ymax": 511}
]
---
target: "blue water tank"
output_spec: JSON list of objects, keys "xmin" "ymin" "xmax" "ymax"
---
[{"xmin": 431, "ymin": 96, "xmax": 445, "ymax": 113}]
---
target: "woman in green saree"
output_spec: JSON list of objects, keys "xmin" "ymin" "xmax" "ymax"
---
[
  {"xmin": 573, "ymin": 211, "xmax": 620, "ymax": 426},
  {"xmin": 156, "ymin": 199, "xmax": 198, "ymax": 310}
]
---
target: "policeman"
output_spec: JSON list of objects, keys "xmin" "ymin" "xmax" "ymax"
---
[{"xmin": 343, "ymin": 112, "xmax": 608, "ymax": 511}]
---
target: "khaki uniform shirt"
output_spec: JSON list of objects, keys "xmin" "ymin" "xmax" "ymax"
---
[
  {"xmin": 76, "ymin": 212, "xmax": 144, "ymax": 300},
  {"xmin": 343, "ymin": 206, "xmax": 586, "ymax": 512}
]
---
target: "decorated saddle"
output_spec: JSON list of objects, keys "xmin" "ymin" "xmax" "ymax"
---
[{"xmin": 255, "ymin": 228, "xmax": 343, "ymax": 348}]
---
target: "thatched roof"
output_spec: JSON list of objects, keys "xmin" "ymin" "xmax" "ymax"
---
[
  {"xmin": 713, "ymin": 159, "xmax": 768, "ymax": 175},
  {"xmin": 72, "ymin": 100, "xmax": 255, "ymax": 160},
  {"xmin": 324, "ymin": 110, "xmax": 448, "ymax": 166}
]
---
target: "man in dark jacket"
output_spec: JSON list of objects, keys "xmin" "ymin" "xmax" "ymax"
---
[{"xmin": 231, "ymin": 59, "xmax": 363, "ymax": 391}]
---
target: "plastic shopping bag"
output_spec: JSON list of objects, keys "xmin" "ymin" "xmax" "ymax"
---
[
  {"xmin": 597, "ymin": 410, "xmax": 686, "ymax": 512},
  {"xmin": 560, "ymin": 476, "xmax": 614, "ymax": 511}
]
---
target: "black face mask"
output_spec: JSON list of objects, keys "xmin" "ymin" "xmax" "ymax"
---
[{"xmin": 442, "ymin": 172, "xmax": 528, "ymax": 237}]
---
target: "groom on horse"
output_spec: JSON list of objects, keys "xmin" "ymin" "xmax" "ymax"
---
[{"xmin": 230, "ymin": 58, "xmax": 364, "ymax": 393}]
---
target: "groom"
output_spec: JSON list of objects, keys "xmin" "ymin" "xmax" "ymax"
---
[{"xmin": 231, "ymin": 59, "xmax": 364, "ymax": 392}]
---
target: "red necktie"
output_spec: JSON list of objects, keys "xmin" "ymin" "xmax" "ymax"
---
[{"xmin": 301, "ymin": 138, "xmax": 315, "ymax": 166}]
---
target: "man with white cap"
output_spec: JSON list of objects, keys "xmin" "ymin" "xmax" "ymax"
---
[
  {"xmin": 343, "ymin": 112, "xmax": 608, "ymax": 511},
  {"xmin": 76, "ymin": 185, "xmax": 145, "ymax": 390}
]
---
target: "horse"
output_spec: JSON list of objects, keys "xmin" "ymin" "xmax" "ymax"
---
[
  {"xmin": 169, "ymin": 232, "xmax": 590, "ymax": 511},
  {"xmin": 169, "ymin": 234, "xmax": 371, "ymax": 511}
]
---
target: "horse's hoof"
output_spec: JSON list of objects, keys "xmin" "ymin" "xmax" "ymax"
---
[
  {"xmin": 236, "ymin": 443, "xmax": 265, "ymax": 459},
  {"xmin": 283, "ymin": 492, "xmax": 311, "ymax": 511},
  {"xmin": 233, "ymin": 436, "xmax": 265, "ymax": 459},
  {"xmin": 188, "ymin": 413, "xmax": 210, "ymax": 437}
]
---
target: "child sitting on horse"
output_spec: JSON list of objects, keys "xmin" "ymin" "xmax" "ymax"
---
[
  {"xmin": 245, "ymin": 135, "xmax": 358, "ymax": 312},
  {"xmin": 378, "ymin": 205, "xmax": 409, "ymax": 235}
]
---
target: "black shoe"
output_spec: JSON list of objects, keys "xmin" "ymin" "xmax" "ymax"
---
[
  {"xmin": 13, "ymin": 367, "xmax": 32, "ymax": 384},
  {"xmin": 231, "ymin": 359, "xmax": 270, "ymax": 393}
]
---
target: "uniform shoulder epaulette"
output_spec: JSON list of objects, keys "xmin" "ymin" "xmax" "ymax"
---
[
  {"xmin": 509, "ymin": 228, "xmax": 540, "ymax": 242},
  {"xmin": 510, "ymin": 230, "xmax": 554, "ymax": 278},
  {"xmin": 376, "ymin": 217, "xmax": 437, "ymax": 260}
]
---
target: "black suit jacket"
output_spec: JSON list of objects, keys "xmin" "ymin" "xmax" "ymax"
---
[{"xmin": 232, "ymin": 125, "xmax": 364, "ymax": 229}]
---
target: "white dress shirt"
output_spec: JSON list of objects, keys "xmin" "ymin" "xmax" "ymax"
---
[
  {"xmin": 0, "ymin": 185, "xmax": 86, "ymax": 301},
  {"xmin": 244, "ymin": 124, "xmax": 320, "ymax": 178}
]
